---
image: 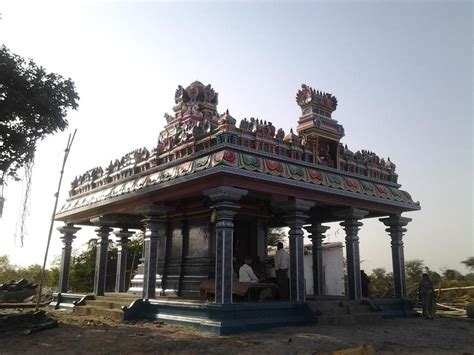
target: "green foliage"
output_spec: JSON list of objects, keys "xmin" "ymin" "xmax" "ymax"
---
[
  {"xmin": 0, "ymin": 45, "xmax": 79, "ymax": 180},
  {"xmin": 369, "ymin": 260, "xmax": 473, "ymax": 299},
  {"xmin": 368, "ymin": 267, "xmax": 394, "ymax": 297},
  {"xmin": 69, "ymin": 242, "xmax": 97, "ymax": 292},
  {"xmin": 442, "ymin": 268, "xmax": 465, "ymax": 281},
  {"xmin": 67, "ymin": 233, "xmax": 144, "ymax": 293},
  {"xmin": 0, "ymin": 255, "xmax": 54, "ymax": 287},
  {"xmin": 461, "ymin": 257, "xmax": 474, "ymax": 271},
  {"xmin": 405, "ymin": 259, "xmax": 425, "ymax": 284},
  {"xmin": 267, "ymin": 228, "xmax": 286, "ymax": 247}
]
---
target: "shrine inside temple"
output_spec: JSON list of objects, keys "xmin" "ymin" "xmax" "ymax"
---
[{"xmin": 52, "ymin": 81, "xmax": 420, "ymax": 333}]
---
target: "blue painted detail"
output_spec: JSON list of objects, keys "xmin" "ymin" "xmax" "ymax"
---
[
  {"xmin": 124, "ymin": 300, "xmax": 317, "ymax": 335},
  {"xmin": 49, "ymin": 292, "xmax": 95, "ymax": 310}
]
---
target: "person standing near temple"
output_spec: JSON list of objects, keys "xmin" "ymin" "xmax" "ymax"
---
[
  {"xmin": 360, "ymin": 270, "xmax": 371, "ymax": 298},
  {"xmin": 274, "ymin": 242, "xmax": 289, "ymax": 300},
  {"xmin": 418, "ymin": 273, "xmax": 436, "ymax": 319}
]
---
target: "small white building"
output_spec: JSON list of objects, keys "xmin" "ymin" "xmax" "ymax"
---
[{"xmin": 303, "ymin": 242, "xmax": 345, "ymax": 296}]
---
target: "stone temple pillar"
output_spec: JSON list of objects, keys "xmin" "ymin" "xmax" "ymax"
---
[
  {"xmin": 282, "ymin": 199, "xmax": 314, "ymax": 302},
  {"xmin": 93, "ymin": 225, "xmax": 112, "ymax": 296},
  {"xmin": 204, "ymin": 186, "xmax": 247, "ymax": 304},
  {"xmin": 336, "ymin": 208, "xmax": 369, "ymax": 300},
  {"xmin": 380, "ymin": 214, "xmax": 412, "ymax": 299},
  {"xmin": 305, "ymin": 223, "xmax": 330, "ymax": 296},
  {"xmin": 137, "ymin": 205, "xmax": 168, "ymax": 300},
  {"xmin": 57, "ymin": 224, "xmax": 81, "ymax": 293},
  {"xmin": 114, "ymin": 228, "xmax": 134, "ymax": 293}
]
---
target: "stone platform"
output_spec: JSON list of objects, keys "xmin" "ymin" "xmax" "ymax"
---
[
  {"xmin": 51, "ymin": 293, "xmax": 417, "ymax": 335},
  {"xmin": 123, "ymin": 299, "xmax": 316, "ymax": 335}
]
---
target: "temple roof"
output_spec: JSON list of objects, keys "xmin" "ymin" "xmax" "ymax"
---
[{"xmin": 56, "ymin": 82, "xmax": 420, "ymax": 222}]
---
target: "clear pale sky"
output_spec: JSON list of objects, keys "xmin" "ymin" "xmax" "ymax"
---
[{"xmin": 0, "ymin": 0, "xmax": 472, "ymax": 274}]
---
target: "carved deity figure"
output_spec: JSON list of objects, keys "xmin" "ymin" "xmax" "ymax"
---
[{"xmin": 318, "ymin": 144, "xmax": 334, "ymax": 167}]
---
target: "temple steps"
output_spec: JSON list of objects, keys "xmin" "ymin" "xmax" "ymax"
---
[
  {"xmin": 71, "ymin": 294, "xmax": 140, "ymax": 322},
  {"xmin": 307, "ymin": 299, "xmax": 383, "ymax": 325}
]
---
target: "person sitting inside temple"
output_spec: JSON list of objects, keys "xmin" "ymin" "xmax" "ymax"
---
[
  {"xmin": 238, "ymin": 256, "xmax": 274, "ymax": 301},
  {"xmin": 239, "ymin": 256, "xmax": 259, "ymax": 283}
]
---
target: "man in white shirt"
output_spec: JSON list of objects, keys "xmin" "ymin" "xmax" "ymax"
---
[
  {"xmin": 239, "ymin": 256, "xmax": 259, "ymax": 283},
  {"xmin": 274, "ymin": 242, "xmax": 289, "ymax": 299}
]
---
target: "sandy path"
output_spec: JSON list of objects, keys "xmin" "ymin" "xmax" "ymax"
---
[{"xmin": 0, "ymin": 311, "xmax": 472, "ymax": 354}]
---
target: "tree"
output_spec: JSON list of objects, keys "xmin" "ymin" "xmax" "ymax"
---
[
  {"xmin": 369, "ymin": 267, "xmax": 394, "ymax": 297},
  {"xmin": 267, "ymin": 227, "xmax": 286, "ymax": 247},
  {"xmin": 0, "ymin": 254, "xmax": 54, "ymax": 286},
  {"xmin": 461, "ymin": 257, "xmax": 474, "ymax": 272},
  {"xmin": 68, "ymin": 234, "xmax": 144, "ymax": 293},
  {"xmin": 405, "ymin": 259, "xmax": 425, "ymax": 284},
  {"xmin": 0, "ymin": 45, "xmax": 79, "ymax": 181},
  {"xmin": 442, "ymin": 268, "xmax": 465, "ymax": 281}
]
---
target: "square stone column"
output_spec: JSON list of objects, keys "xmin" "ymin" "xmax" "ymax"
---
[
  {"xmin": 57, "ymin": 224, "xmax": 81, "ymax": 293},
  {"xmin": 305, "ymin": 223, "xmax": 330, "ymax": 296},
  {"xmin": 137, "ymin": 205, "xmax": 168, "ymax": 300},
  {"xmin": 336, "ymin": 208, "xmax": 369, "ymax": 300},
  {"xmin": 92, "ymin": 225, "xmax": 113, "ymax": 296},
  {"xmin": 282, "ymin": 199, "xmax": 315, "ymax": 302},
  {"xmin": 204, "ymin": 186, "xmax": 248, "ymax": 304},
  {"xmin": 380, "ymin": 214, "xmax": 412, "ymax": 299},
  {"xmin": 114, "ymin": 229, "xmax": 135, "ymax": 293}
]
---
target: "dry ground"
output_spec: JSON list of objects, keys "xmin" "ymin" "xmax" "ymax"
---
[{"xmin": 0, "ymin": 310, "xmax": 473, "ymax": 354}]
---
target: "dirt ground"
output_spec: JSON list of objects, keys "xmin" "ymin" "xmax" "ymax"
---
[{"xmin": 0, "ymin": 310, "xmax": 473, "ymax": 354}]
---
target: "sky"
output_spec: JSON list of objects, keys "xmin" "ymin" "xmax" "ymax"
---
[{"xmin": 0, "ymin": 0, "xmax": 472, "ymax": 275}]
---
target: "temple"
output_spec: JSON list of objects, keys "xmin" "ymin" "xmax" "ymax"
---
[{"xmin": 53, "ymin": 81, "xmax": 420, "ymax": 333}]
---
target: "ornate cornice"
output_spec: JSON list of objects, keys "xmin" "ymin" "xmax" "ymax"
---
[{"xmin": 58, "ymin": 147, "xmax": 419, "ymax": 215}]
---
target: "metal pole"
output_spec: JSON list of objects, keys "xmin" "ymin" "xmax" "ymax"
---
[{"xmin": 35, "ymin": 129, "xmax": 77, "ymax": 311}]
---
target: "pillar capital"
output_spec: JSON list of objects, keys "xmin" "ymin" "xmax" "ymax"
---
[
  {"xmin": 380, "ymin": 214, "xmax": 412, "ymax": 239},
  {"xmin": 57, "ymin": 223, "xmax": 81, "ymax": 238},
  {"xmin": 282, "ymin": 198, "xmax": 314, "ymax": 229},
  {"xmin": 204, "ymin": 187, "xmax": 247, "ymax": 228},
  {"xmin": 94, "ymin": 225, "xmax": 113, "ymax": 238},
  {"xmin": 204, "ymin": 186, "xmax": 248, "ymax": 203},
  {"xmin": 337, "ymin": 208, "xmax": 368, "ymax": 241},
  {"xmin": 305, "ymin": 223, "xmax": 330, "ymax": 239},
  {"xmin": 114, "ymin": 228, "xmax": 134, "ymax": 244}
]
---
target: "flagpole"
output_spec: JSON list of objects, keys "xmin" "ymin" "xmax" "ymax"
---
[{"xmin": 36, "ymin": 129, "xmax": 77, "ymax": 311}]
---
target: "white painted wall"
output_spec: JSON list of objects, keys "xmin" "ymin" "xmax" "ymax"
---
[{"xmin": 304, "ymin": 242, "xmax": 345, "ymax": 296}]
